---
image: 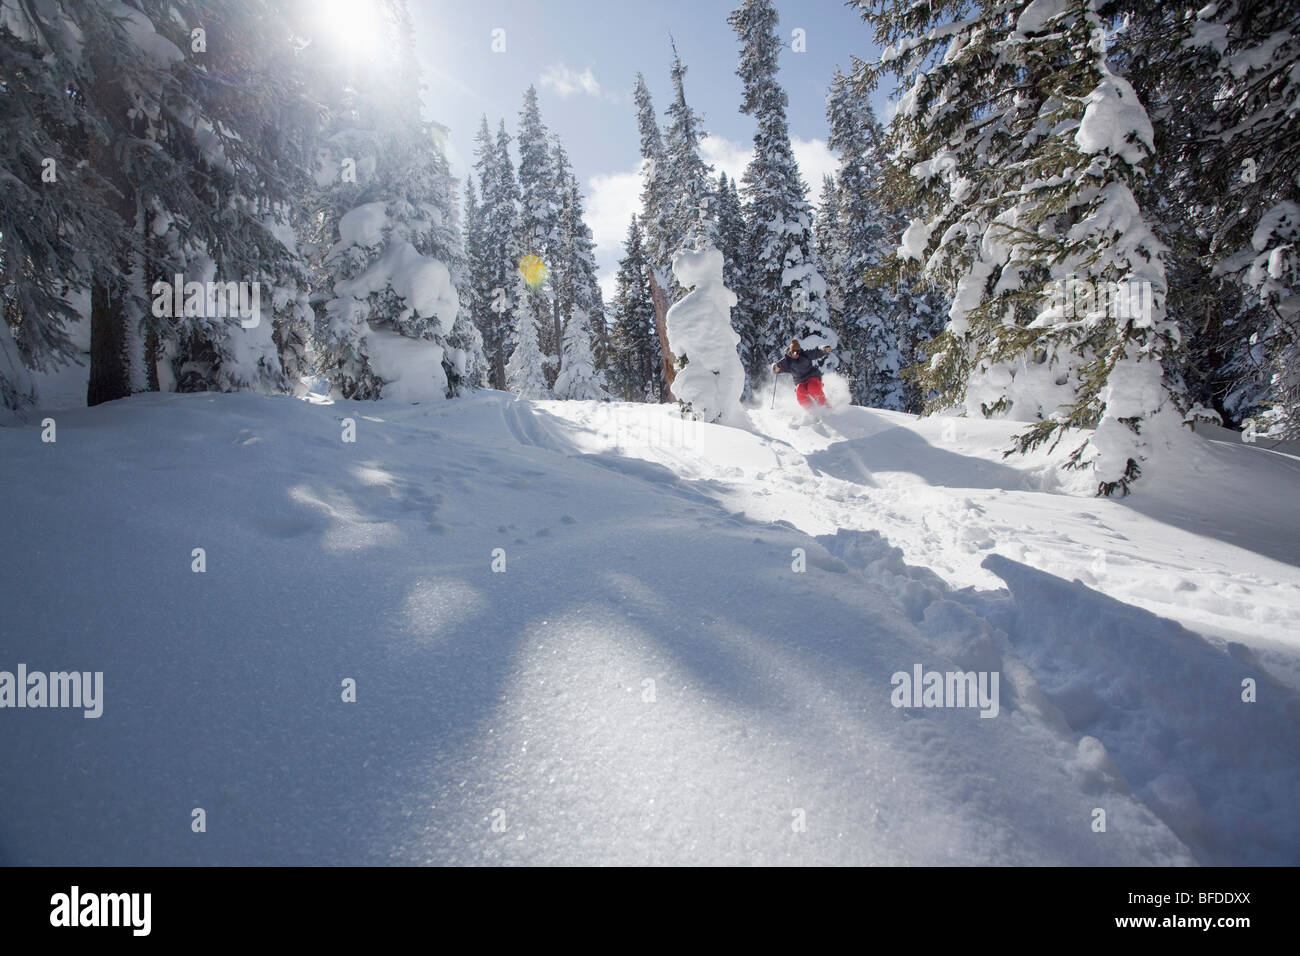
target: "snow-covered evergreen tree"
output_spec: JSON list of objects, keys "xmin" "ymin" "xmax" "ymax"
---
[
  {"xmin": 0, "ymin": 0, "xmax": 316, "ymax": 406},
  {"xmin": 631, "ymin": 71, "xmax": 679, "ymax": 397},
  {"xmin": 305, "ymin": 2, "xmax": 470, "ymax": 401},
  {"xmin": 861, "ymin": 0, "xmax": 1187, "ymax": 493},
  {"xmin": 1177, "ymin": 0, "xmax": 1300, "ymax": 438},
  {"xmin": 826, "ymin": 66, "xmax": 943, "ymax": 411},
  {"xmin": 407, "ymin": 115, "xmax": 486, "ymax": 397},
  {"xmin": 505, "ymin": 273, "xmax": 551, "ymax": 399},
  {"xmin": 729, "ymin": 0, "xmax": 836, "ymax": 391},
  {"xmin": 446, "ymin": 178, "xmax": 491, "ymax": 395},
  {"xmin": 469, "ymin": 117, "xmax": 523, "ymax": 390},
  {"xmin": 516, "ymin": 86, "xmax": 563, "ymax": 369},
  {"xmin": 714, "ymin": 172, "xmax": 747, "ymax": 307},
  {"xmin": 0, "ymin": 3, "xmax": 122, "ymax": 408},
  {"xmin": 663, "ymin": 47, "xmax": 718, "ymax": 256},
  {"xmin": 136, "ymin": 1, "xmax": 321, "ymax": 399},
  {"xmin": 553, "ymin": 312, "xmax": 608, "ymax": 401},
  {"xmin": 1105, "ymin": 3, "xmax": 1252, "ymax": 429},
  {"xmin": 551, "ymin": 140, "xmax": 609, "ymax": 376},
  {"xmin": 609, "ymin": 215, "xmax": 664, "ymax": 402},
  {"xmin": 462, "ymin": 176, "xmax": 493, "ymax": 382},
  {"xmin": 814, "ymin": 174, "xmax": 847, "ymax": 372},
  {"xmin": 633, "ymin": 74, "xmax": 672, "ymax": 281},
  {"xmin": 627, "ymin": 49, "xmax": 729, "ymax": 401}
]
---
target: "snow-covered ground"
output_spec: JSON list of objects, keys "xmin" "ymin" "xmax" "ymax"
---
[{"xmin": 1, "ymin": 387, "xmax": 1297, "ymax": 864}]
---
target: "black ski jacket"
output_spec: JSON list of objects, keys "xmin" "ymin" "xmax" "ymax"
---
[{"xmin": 775, "ymin": 350, "xmax": 825, "ymax": 385}]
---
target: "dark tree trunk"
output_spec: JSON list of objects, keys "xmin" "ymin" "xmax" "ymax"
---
[
  {"xmin": 492, "ymin": 345, "xmax": 506, "ymax": 392},
  {"xmin": 145, "ymin": 328, "xmax": 161, "ymax": 392},
  {"xmin": 85, "ymin": 40, "xmax": 136, "ymax": 408},
  {"xmin": 648, "ymin": 267, "xmax": 676, "ymax": 400},
  {"xmin": 87, "ymin": 278, "xmax": 131, "ymax": 406},
  {"xmin": 554, "ymin": 296, "xmax": 563, "ymax": 378}
]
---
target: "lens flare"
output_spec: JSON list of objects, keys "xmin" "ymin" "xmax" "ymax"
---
[{"xmin": 518, "ymin": 254, "xmax": 548, "ymax": 290}]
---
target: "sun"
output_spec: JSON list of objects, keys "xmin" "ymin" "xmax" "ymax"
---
[{"xmin": 313, "ymin": 0, "xmax": 390, "ymax": 61}]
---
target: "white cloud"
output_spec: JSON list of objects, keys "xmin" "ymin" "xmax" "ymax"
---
[
  {"xmin": 700, "ymin": 134, "xmax": 751, "ymax": 185},
  {"xmin": 586, "ymin": 165, "xmax": 645, "ymax": 306},
  {"xmin": 539, "ymin": 63, "xmax": 614, "ymax": 100},
  {"xmin": 792, "ymin": 136, "xmax": 838, "ymax": 195},
  {"xmin": 598, "ymin": 272, "xmax": 618, "ymax": 308}
]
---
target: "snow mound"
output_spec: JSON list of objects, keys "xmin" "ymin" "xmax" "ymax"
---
[{"xmin": 362, "ymin": 328, "xmax": 447, "ymax": 403}]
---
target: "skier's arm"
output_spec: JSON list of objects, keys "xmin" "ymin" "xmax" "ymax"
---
[{"xmin": 773, "ymin": 356, "xmax": 789, "ymax": 374}]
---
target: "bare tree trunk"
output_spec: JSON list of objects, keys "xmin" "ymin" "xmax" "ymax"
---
[
  {"xmin": 144, "ymin": 329, "xmax": 161, "ymax": 392},
  {"xmin": 648, "ymin": 267, "xmax": 675, "ymax": 400},
  {"xmin": 86, "ymin": 41, "xmax": 135, "ymax": 407},
  {"xmin": 553, "ymin": 295, "xmax": 563, "ymax": 385},
  {"xmin": 88, "ymin": 277, "xmax": 132, "ymax": 406},
  {"xmin": 492, "ymin": 346, "xmax": 506, "ymax": 392}
]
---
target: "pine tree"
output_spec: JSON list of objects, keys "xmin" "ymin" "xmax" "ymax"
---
[
  {"xmin": 553, "ymin": 312, "xmax": 608, "ymax": 400},
  {"xmin": 630, "ymin": 51, "xmax": 725, "ymax": 400},
  {"xmin": 0, "ymin": 4, "xmax": 122, "ymax": 408},
  {"xmin": 609, "ymin": 215, "xmax": 664, "ymax": 401},
  {"xmin": 1175, "ymin": 0, "xmax": 1300, "ymax": 438},
  {"xmin": 463, "ymin": 176, "xmax": 493, "ymax": 383},
  {"xmin": 633, "ymin": 74, "xmax": 672, "ymax": 273},
  {"xmin": 1, "ymin": 1, "xmax": 316, "ymax": 406},
  {"xmin": 446, "ymin": 176, "xmax": 490, "ymax": 396},
  {"xmin": 136, "ymin": 0, "xmax": 317, "ymax": 399},
  {"xmin": 1096, "ymin": 2, "xmax": 1254, "ymax": 429},
  {"xmin": 551, "ymin": 140, "xmax": 608, "ymax": 377},
  {"xmin": 469, "ymin": 117, "xmax": 522, "ymax": 390},
  {"xmin": 826, "ymin": 66, "xmax": 929, "ymax": 411},
  {"xmin": 814, "ymin": 175, "xmax": 846, "ymax": 362},
  {"xmin": 633, "ymin": 72, "xmax": 680, "ymax": 396},
  {"xmin": 663, "ymin": 46, "xmax": 717, "ymax": 255},
  {"xmin": 729, "ymin": 0, "xmax": 836, "ymax": 391},
  {"xmin": 861, "ymin": 0, "xmax": 1187, "ymax": 494},
  {"xmin": 419, "ymin": 119, "xmax": 486, "ymax": 397},
  {"xmin": 312, "ymin": 13, "xmax": 465, "ymax": 402},
  {"xmin": 714, "ymin": 172, "xmax": 747, "ymax": 303},
  {"xmin": 516, "ymin": 86, "xmax": 563, "ymax": 371},
  {"xmin": 505, "ymin": 273, "xmax": 551, "ymax": 399}
]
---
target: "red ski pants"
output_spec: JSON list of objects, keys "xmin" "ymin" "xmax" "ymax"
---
[{"xmin": 795, "ymin": 377, "xmax": 827, "ymax": 408}]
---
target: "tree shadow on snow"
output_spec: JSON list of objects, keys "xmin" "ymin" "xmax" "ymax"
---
[{"xmin": 806, "ymin": 425, "xmax": 1036, "ymax": 491}]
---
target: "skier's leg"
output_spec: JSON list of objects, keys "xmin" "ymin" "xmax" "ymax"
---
[
  {"xmin": 807, "ymin": 377, "xmax": 827, "ymax": 406},
  {"xmin": 794, "ymin": 381, "xmax": 812, "ymax": 408}
]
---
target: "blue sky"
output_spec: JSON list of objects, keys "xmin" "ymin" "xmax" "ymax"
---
[{"xmin": 402, "ymin": 0, "xmax": 890, "ymax": 299}]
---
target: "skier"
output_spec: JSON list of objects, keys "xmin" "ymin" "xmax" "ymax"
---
[{"xmin": 772, "ymin": 339, "xmax": 832, "ymax": 409}]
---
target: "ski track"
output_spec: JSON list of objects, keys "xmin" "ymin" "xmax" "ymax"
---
[{"xmin": 0, "ymin": 391, "xmax": 1296, "ymax": 864}]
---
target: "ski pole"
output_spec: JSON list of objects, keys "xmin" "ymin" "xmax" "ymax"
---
[{"xmin": 770, "ymin": 373, "xmax": 778, "ymax": 409}]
